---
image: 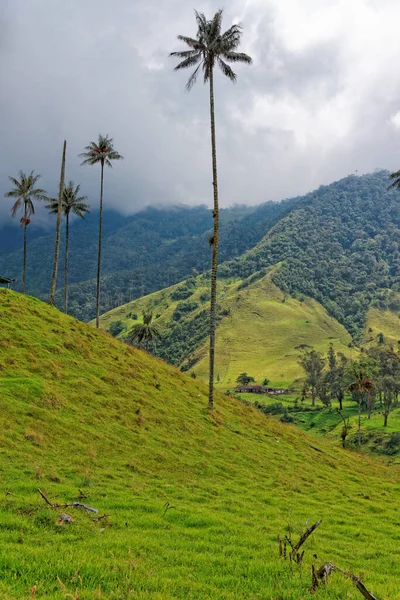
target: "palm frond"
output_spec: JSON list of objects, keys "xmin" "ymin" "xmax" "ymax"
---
[
  {"xmin": 170, "ymin": 49, "xmax": 201, "ymax": 59},
  {"xmin": 194, "ymin": 11, "xmax": 208, "ymax": 34},
  {"xmin": 209, "ymin": 10, "xmax": 223, "ymax": 41},
  {"xmin": 176, "ymin": 35, "xmax": 203, "ymax": 50},
  {"xmin": 222, "ymin": 51, "xmax": 252, "ymax": 64},
  {"xmin": 11, "ymin": 198, "xmax": 22, "ymax": 217},
  {"xmin": 216, "ymin": 57, "xmax": 236, "ymax": 81},
  {"xmin": 174, "ymin": 53, "xmax": 202, "ymax": 71},
  {"xmin": 186, "ymin": 63, "xmax": 202, "ymax": 90}
]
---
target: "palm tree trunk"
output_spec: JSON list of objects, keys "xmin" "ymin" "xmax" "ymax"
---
[
  {"xmin": 96, "ymin": 161, "xmax": 104, "ymax": 328},
  {"xmin": 22, "ymin": 202, "xmax": 27, "ymax": 294},
  {"xmin": 208, "ymin": 66, "xmax": 219, "ymax": 411},
  {"xmin": 50, "ymin": 140, "xmax": 66, "ymax": 304},
  {"xmin": 64, "ymin": 212, "xmax": 69, "ymax": 313}
]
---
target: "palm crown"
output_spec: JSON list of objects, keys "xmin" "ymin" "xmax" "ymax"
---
[
  {"xmin": 5, "ymin": 170, "xmax": 47, "ymax": 217},
  {"xmin": 79, "ymin": 134, "xmax": 124, "ymax": 167},
  {"xmin": 128, "ymin": 312, "xmax": 162, "ymax": 350},
  {"xmin": 170, "ymin": 10, "xmax": 252, "ymax": 90},
  {"xmin": 46, "ymin": 181, "xmax": 90, "ymax": 218}
]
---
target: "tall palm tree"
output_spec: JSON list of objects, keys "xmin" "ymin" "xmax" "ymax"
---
[
  {"xmin": 4, "ymin": 171, "xmax": 47, "ymax": 294},
  {"xmin": 46, "ymin": 181, "xmax": 90, "ymax": 313},
  {"xmin": 348, "ymin": 368, "xmax": 373, "ymax": 450},
  {"xmin": 171, "ymin": 10, "xmax": 252, "ymax": 409},
  {"xmin": 49, "ymin": 140, "xmax": 66, "ymax": 305},
  {"xmin": 128, "ymin": 311, "xmax": 162, "ymax": 352},
  {"xmin": 79, "ymin": 134, "xmax": 123, "ymax": 328}
]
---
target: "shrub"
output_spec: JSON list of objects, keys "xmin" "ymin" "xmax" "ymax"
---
[
  {"xmin": 172, "ymin": 301, "xmax": 199, "ymax": 322},
  {"xmin": 254, "ymin": 402, "xmax": 285, "ymax": 415},
  {"xmin": 280, "ymin": 410, "xmax": 295, "ymax": 424},
  {"xmin": 108, "ymin": 320, "xmax": 124, "ymax": 337},
  {"xmin": 383, "ymin": 432, "xmax": 400, "ymax": 455}
]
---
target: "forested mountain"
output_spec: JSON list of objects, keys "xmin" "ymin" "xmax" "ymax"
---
[
  {"xmin": 0, "ymin": 200, "xmax": 295, "ymax": 320},
  {"xmin": 219, "ymin": 170, "xmax": 400, "ymax": 339}
]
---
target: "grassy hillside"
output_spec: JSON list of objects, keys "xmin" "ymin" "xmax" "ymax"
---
[
  {"xmin": 101, "ymin": 271, "xmax": 353, "ymax": 387},
  {"xmin": 1, "ymin": 290, "xmax": 400, "ymax": 599}
]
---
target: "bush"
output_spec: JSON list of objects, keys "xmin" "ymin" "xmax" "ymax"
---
[
  {"xmin": 200, "ymin": 292, "xmax": 210, "ymax": 303},
  {"xmin": 172, "ymin": 301, "xmax": 199, "ymax": 322},
  {"xmin": 383, "ymin": 432, "xmax": 400, "ymax": 455},
  {"xmin": 280, "ymin": 410, "xmax": 296, "ymax": 424},
  {"xmin": 108, "ymin": 320, "xmax": 124, "ymax": 337},
  {"xmin": 254, "ymin": 402, "xmax": 285, "ymax": 415}
]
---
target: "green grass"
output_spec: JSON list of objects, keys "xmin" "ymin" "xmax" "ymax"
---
[
  {"xmin": 100, "ymin": 271, "xmax": 354, "ymax": 387},
  {"xmin": 1, "ymin": 289, "xmax": 400, "ymax": 599}
]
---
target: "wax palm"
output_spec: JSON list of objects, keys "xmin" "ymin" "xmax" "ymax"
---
[
  {"xmin": 4, "ymin": 170, "xmax": 47, "ymax": 294},
  {"xmin": 46, "ymin": 181, "xmax": 90, "ymax": 313},
  {"xmin": 171, "ymin": 10, "xmax": 252, "ymax": 410},
  {"xmin": 348, "ymin": 367, "xmax": 373, "ymax": 450},
  {"xmin": 128, "ymin": 311, "xmax": 162, "ymax": 352},
  {"xmin": 79, "ymin": 134, "xmax": 123, "ymax": 327}
]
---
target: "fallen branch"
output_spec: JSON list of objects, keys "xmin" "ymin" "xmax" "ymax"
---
[
  {"xmin": 291, "ymin": 519, "xmax": 322, "ymax": 560},
  {"xmin": 311, "ymin": 562, "xmax": 381, "ymax": 600},
  {"xmin": 37, "ymin": 489, "xmax": 99, "ymax": 514}
]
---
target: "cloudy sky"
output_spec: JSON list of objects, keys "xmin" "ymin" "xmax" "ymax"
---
[{"xmin": 2, "ymin": 0, "xmax": 400, "ymax": 223}]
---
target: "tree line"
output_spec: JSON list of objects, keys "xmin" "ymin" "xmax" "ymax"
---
[{"xmin": 299, "ymin": 342, "xmax": 400, "ymax": 447}]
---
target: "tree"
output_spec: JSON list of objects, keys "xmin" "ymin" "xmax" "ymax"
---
[
  {"xmin": 171, "ymin": 10, "xmax": 252, "ymax": 410},
  {"xmin": 79, "ymin": 135, "xmax": 123, "ymax": 328},
  {"xmin": 262, "ymin": 378, "xmax": 270, "ymax": 386},
  {"xmin": 298, "ymin": 349, "xmax": 325, "ymax": 406},
  {"xmin": 108, "ymin": 320, "xmax": 124, "ymax": 338},
  {"xmin": 46, "ymin": 181, "xmax": 90, "ymax": 313},
  {"xmin": 348, "ymin": 364, "xmax": 374, "ymax": 450},
  {"xmin": 236, "ymin": 372, "xmax": 255, "ymax": 386},
  {"xmin": 49, "ymin": 140, "xmax": 66, "ymax": 305},
  {"xmin": 326, "ymin": 345, "xmax": 348, "ymax": 411},
  {"xmin": 127, "ymin": 311, "xmax": 162, "ymax": 352},
  {"xmin": 337, "ymin": 409, "xmax": 352, "ymax": 449},
  {"xmin": 4, "ymin": 171, "xmax": 47, "ymax": 294}
]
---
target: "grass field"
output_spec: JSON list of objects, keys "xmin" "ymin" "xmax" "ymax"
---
[
  {"xmin": 100, "ymin": 271, "xmax": 354, "ymax": 387},
  {"xmin": 1, "ymin": 289, "xmax": 400, "ymax": 599}
]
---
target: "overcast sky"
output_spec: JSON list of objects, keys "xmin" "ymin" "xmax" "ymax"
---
[{"xmin": 2, "ymin": 0, "xmax": 400, "ymax": 224}]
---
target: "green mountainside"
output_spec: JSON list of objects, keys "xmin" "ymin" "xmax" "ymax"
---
[
  {"xmin": 220, "ymin": 170, "xmax": 400, "ymax": 339},
  {"xmin": 0, "ymin": 200, "xmax": 295, "ymax": 321},
  {"xmin": 101, "ymin": 270, "xmax": 354, "ymax": 386},
  {"xmin": 100, "ymin": 171, "xmax": 400, "ymax": 385},
  {"xmin": 1, "ymin": 289, "xmax": 399, "ymax": 599}
]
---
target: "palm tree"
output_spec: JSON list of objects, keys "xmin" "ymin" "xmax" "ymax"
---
[
  {"xmin": 46, "ymin": 181, "xmax": 90, "ymax": 313},
  {"xmin": 127, "ymin": 311, "xmax": 161, "ymax": 352},
  {"xmin": 171, "ymin": 10, "xmax": 252, "ymax": 410},
  {"xmin": 4, "ymin": 171, "xmax": 47, "ymax": 294},
  {"xmin": 79, "ymin": 135, "xmax": 123, "ymax": 328},
  {"xmin": 348, "ymin": 368, "xmax": 373, "ymax": 450},
  {"xmin": 49, "ymin": 140, "xmax": 66, "ymax": 305}
]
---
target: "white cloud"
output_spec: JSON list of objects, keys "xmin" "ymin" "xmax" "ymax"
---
[{"xmin": 1, "ymin": 0, "xmax": 400, "ymax": 223}]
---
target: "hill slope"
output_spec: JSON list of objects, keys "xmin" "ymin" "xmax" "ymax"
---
[
  {"xmin": 0, "ymin": 200, "xmax": 294, "ymax": 321},
  {"xmin": 101, "ymin": 271, "xmax": 353, "ymax": 386},
  {"xmin": 1, "ymin": 289, "xmax": 399, "ymax": 599},
  {"xmin": 220, "ymin": 170, "xmax": 400, "ymax": 339}
]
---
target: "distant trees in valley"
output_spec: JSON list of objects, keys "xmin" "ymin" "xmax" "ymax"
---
[{"xmin": 298, "ymin": 342, "xmax": 400, "ymax": 446}]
